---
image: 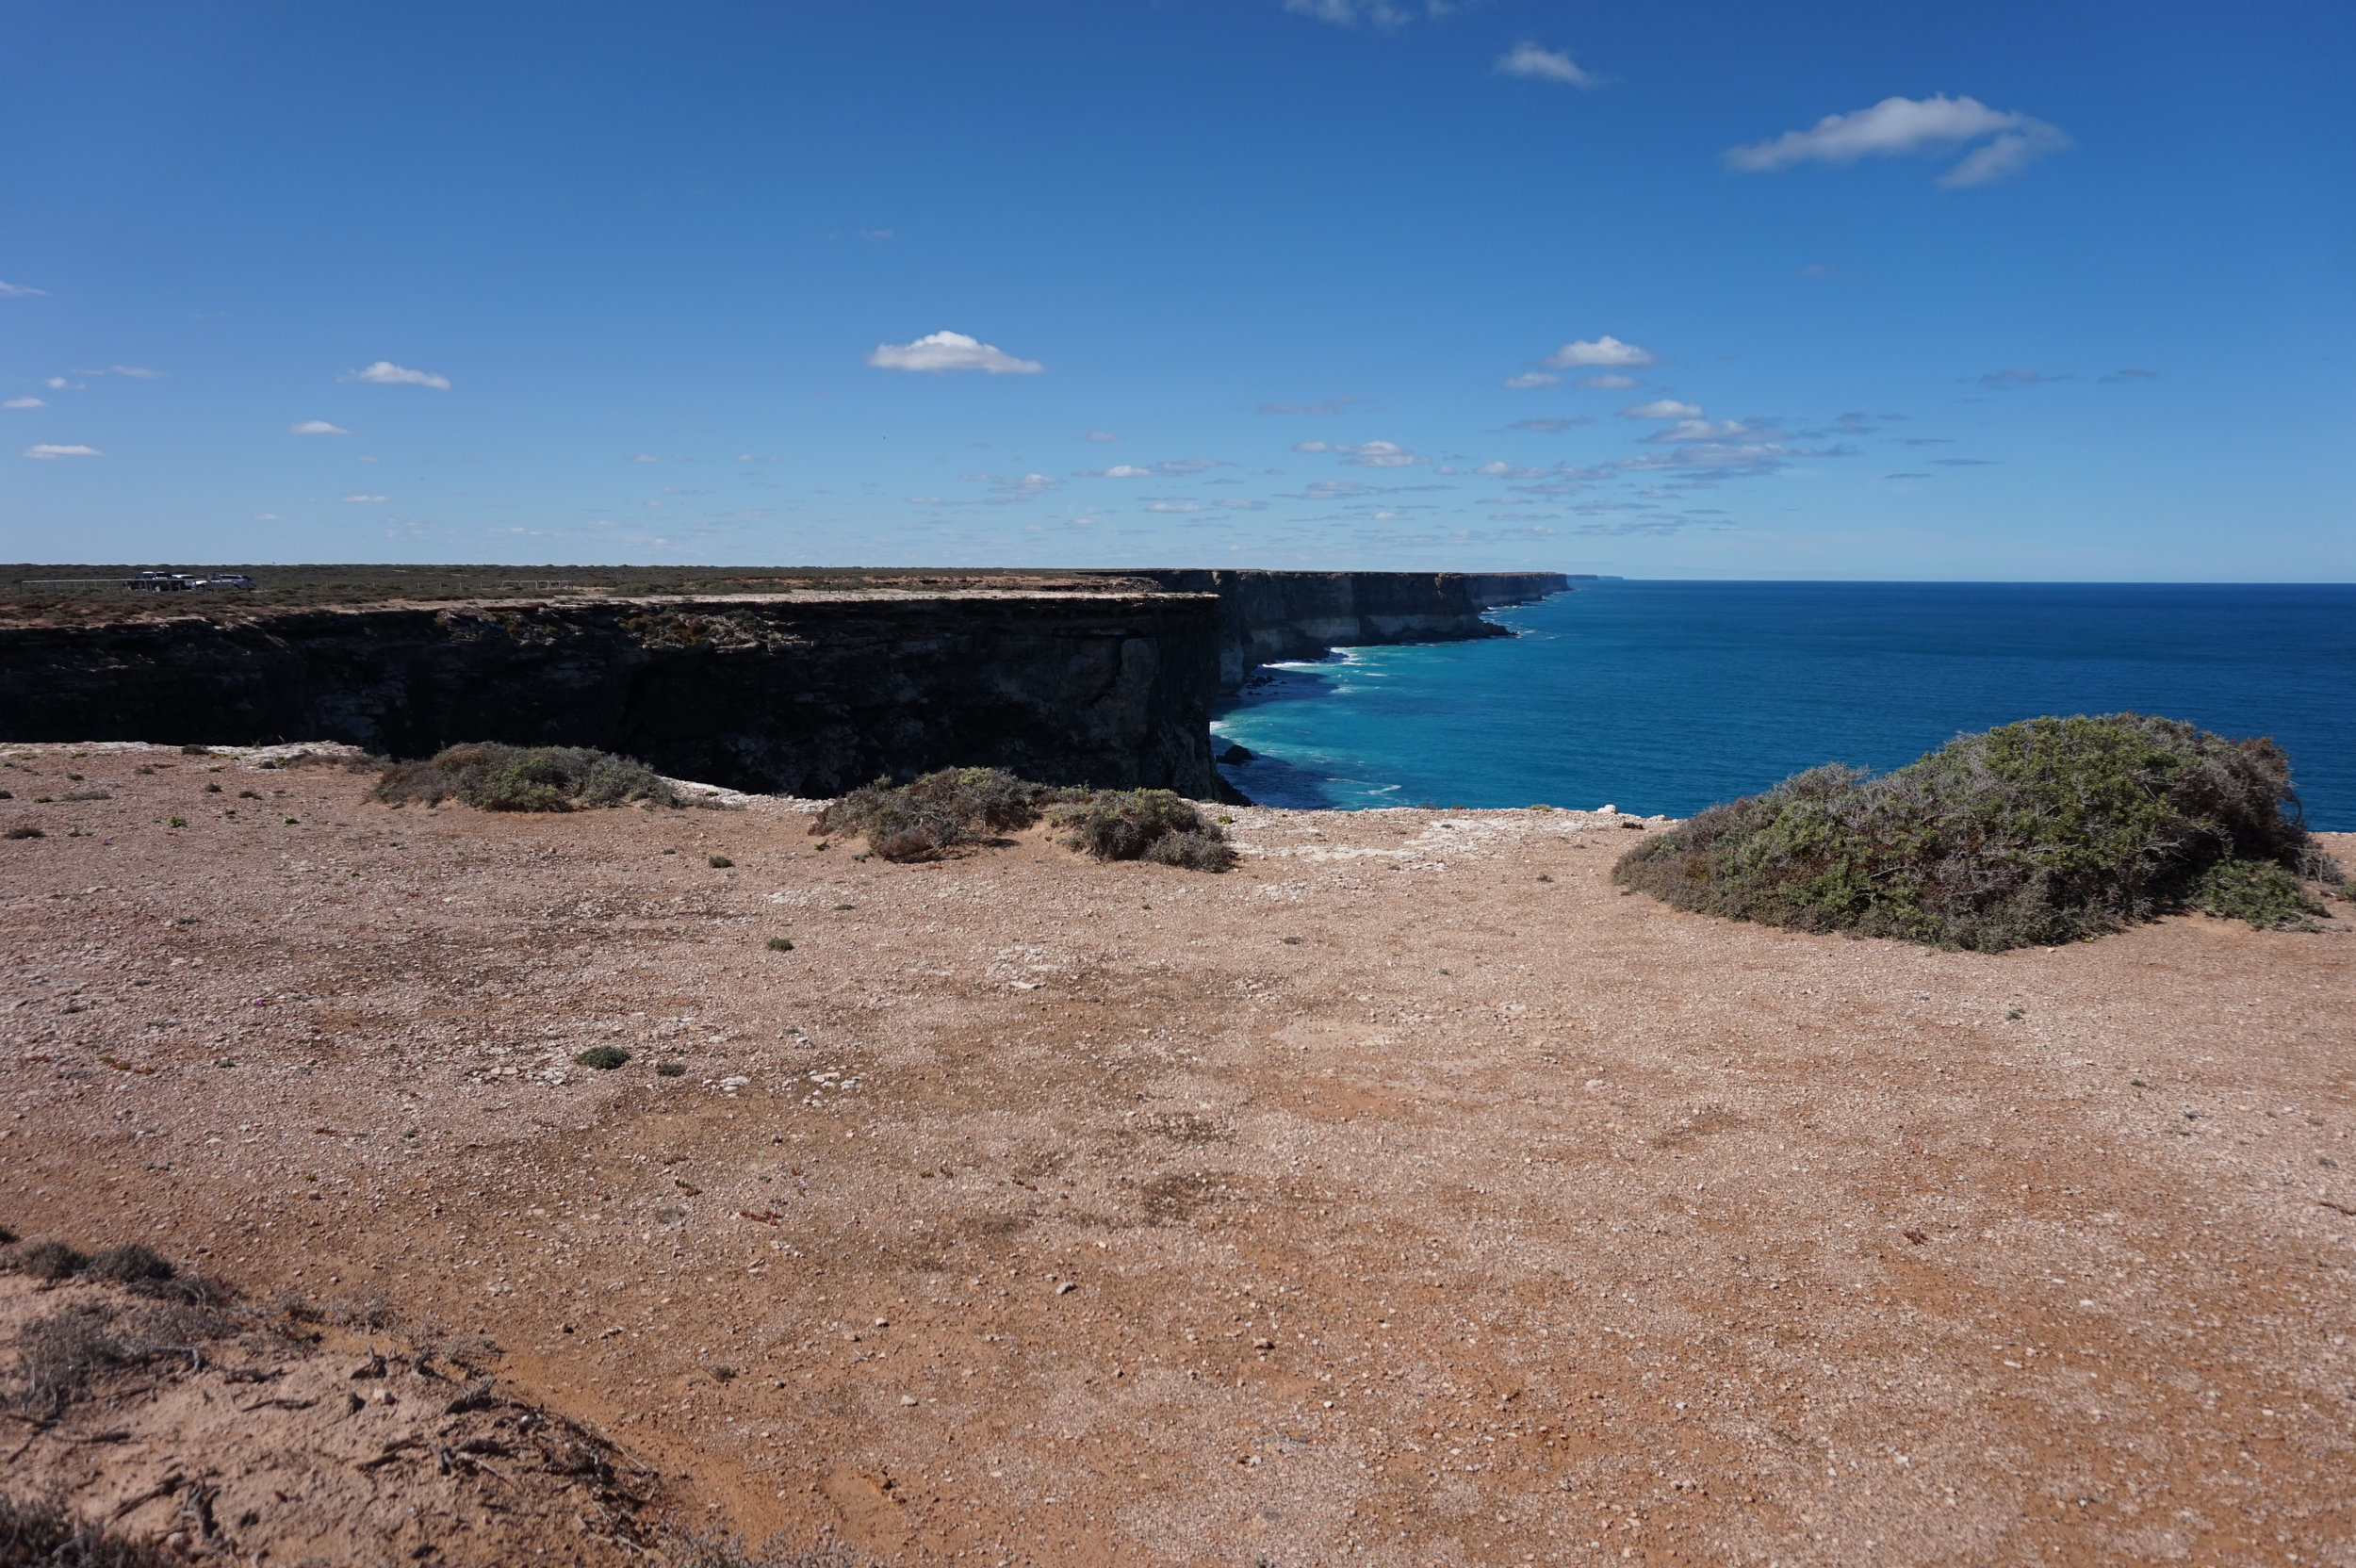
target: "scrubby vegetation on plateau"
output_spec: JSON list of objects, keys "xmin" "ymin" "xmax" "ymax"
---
[
  {"xmin": 370, "ymin": 743, "xmax": 679, "ymax": 812},
  {"xmin": 1612, "ymin": 713, "xmax": 2341, "ymax": 952},
  {"xmin": 817, "ymin": 767, "xmax": 1235, "ymax": 870},
  {"xmin": 1045, "ymin": 789, "xmax": 1238, "ymax": 871}
]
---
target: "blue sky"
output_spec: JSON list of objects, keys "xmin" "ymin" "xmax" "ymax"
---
[{"xmin": 5, "ymin": 0, "xmax": 2349, "ymax": 578}]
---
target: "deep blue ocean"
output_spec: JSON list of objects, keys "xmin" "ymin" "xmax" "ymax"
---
[{"xmin": 1211, "ymin": 582, "xmax": 2356, "ymax": 831}]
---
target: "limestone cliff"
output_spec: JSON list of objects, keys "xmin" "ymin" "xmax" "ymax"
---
[
  {"xmin": 1120, "ymin": 569, "xmax": 1568, "ymax": 688},
  {"xmin": 0, "ymin": 592, "xmax": 1223, "ymax": 798}
]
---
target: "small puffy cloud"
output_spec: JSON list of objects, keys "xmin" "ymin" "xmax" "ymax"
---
[
  {"xmin": 0, "ymin": 280, "xmax": 47, "ymax": 297},
  {"xmin": 1726, "ymin": 94, "xmax": 2069, "ymax": 187},
  {"xmin": 990, "ymin": 472, "xmax": 1059, "ymax": 499},
  {"xmin": 25, "ymin": 443, "xmax": 101, "ymax": 459},
  {"xmin": 1579, "ymin": 373, "xmax": 1640, "ymax": 389},
  {"xmin": 1145, "ymin": 500, "xmax": 1202, "ymax": 514},
  {"xmin": 1283, "ymin": 0, "xmax": 1442, "ymax": 26},
  {"xmin": 1297, "ymin": 438, "xmax": 1420, "ymax": 467},
  {"xmin": 287, "ymin": 419, "xmax": 352, "ymax": 435},
  {"xmin": 344, "ymin": 360, "xmax": 450, "ymax": 389},
  {"xmin": 906, "ymin": 495, "xmax": 950, "ymax": 505},
  {"xmin": 44, "ymin": 376, "xmax": 74, "ymax": 389},
  {"xmin": 1620, "ymin": 399, "xmax": 1702, "ymax": 419},
  {"xmin": 1979, "ymin": 368, "xmax": 2072, "ymax": 388},
  {"xmin": 1544, "ymin": 335, "xmax": 1654, "ymax": 369},
  {"xmin": 1082, "ymin": 429, "xmax": 1121, "ymax": 442},
  {"xmin": 1097, "ymin": 465, "xmax": 1153, "ymax": 478},
  {"xmin": 1215, "ymin": 498, "xmax": 1268, "ymax": 511},
  {"xmin": 2100, "ymin": 368, "xmax": 2159, "ymax": 384},
  {"xmin": 866, "ymin": 330, "xmax": 1042, "ymax": 374},
  {"xmin": 110, "ymin": 365, "xmax": 161, "ymax": 379},
  {"xmin": 342, "ymin": 493, "xmax": 389, "ymax": 502},
  {"xmin": 1501, "ymin": 371, "xmax": 1562, "ymax": 390},
  {"xmin": 3, "ymin": 397, "xmax": 44, "ymax": 410},
  {"xmin": 1304, "ymin": 479, "xmax": 1372, "ymax": 498},
  {"xmin": 1496, "ymin": 41, "xmax": 1600, "ymax": 88}
]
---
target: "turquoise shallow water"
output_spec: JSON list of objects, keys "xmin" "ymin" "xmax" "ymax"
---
[{"xmin": 1211, "ymin": 581, "xmax": 2356, "ymax": 830}]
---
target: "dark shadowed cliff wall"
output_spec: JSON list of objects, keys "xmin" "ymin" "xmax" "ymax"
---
[
  {"xmin": 0, "ymin": 593, "xmax": 1223, "ymax": 798},
  {"xmin": 1121, "ymin": 570, "xmax": 1567, "ymax": 688}
]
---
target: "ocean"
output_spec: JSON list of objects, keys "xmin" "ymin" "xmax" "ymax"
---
[{"xmin": 1211, "ymin": 581, "xmax": 2356, "ymax": 831}]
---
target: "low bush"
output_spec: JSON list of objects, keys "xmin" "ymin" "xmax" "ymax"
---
[
  {"xmin": 1144, "ymin": 828, "xmax": 1239, "ymax": 872},
  {"xmin": 1613, "ymin": 713, "xmax": 2340, "ymax": 952},
  {"xmin": 0, "ymin": 1489, "xmax": 179, "ymax": 1567},
  {"xmin": 369, "ymin": 743, "xmax": 679, "ymax": 812},
  {"xmin": 574, "ymin": 1045, "xmax": 631, "ymax": 1070},
  {"xmin": 816, "ymin": 767, "xmax": 1055, "ymax": 862},
  {"xmin": 1049, "ymin": 789, "xmax": 1235, "ymax": 871},
  {"xmin": 4, "ymin": 826, "xmax": 41, "ymax": 841}
]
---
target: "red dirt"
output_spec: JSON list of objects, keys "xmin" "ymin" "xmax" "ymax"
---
[{"xmin": 3, "ymin": 741, "xmax": 2352, "ymax": 1566}]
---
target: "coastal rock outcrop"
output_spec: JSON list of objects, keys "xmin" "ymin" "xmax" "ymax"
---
[
  {"xmin": 1122, "ymin": 569, "xmax": 1567, "ymax": 688},
  {"xmin": 0, "ymin": 591, "xmax": 1223, "ymax": 797}
]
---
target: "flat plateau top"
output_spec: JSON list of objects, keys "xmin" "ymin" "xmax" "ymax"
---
[
  {"xmin": 4, "ymin": 739, "xmax": 2351, "ymax": 1566},
  {"xmin": 0, "ymin": 585, "xmax": 1219, "ymax": 629}
]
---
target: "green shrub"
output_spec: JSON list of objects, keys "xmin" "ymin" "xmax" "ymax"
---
[
  {"xmin": 5, "ymin": 825, "xmax": 41, "ymax": 840},
  {"xmin": 1144, "ymin": 828, "xmax": 1239, "ymax": 872},
  {"xmin": 2184, "ymin": 858, "xmax": 2322, "ymax": 929},
  {"xmin": 708, "ymin": 854, "xmax": 733, "ymax": 868},
  {"xmin": 766, "ymin": 936, "xmax": 794, "ymax": 951},
  {"xmin": 574, "ymin": 1045, "xmax": 630, "ymax": 1070},
  {"xmin": 655, "ymin": 1060, "xmax": 687, "ymax": 1078},
  {"xmin": 8, "ymin": 1240, "xmax": 89, "ymax": 1281},
  {"xmin": 1048, "ymin": 789, "xmax": 1234, "ymax": 871},
  {"xmin": 1613, "ymin": 713, "xmax": 2341, "ymax": 952},
  {"xmin": 816, "ymin": 767, "xmax": 1056, "ymax": 862},
  {"xmin": 81, "ymin": 1244, "xmax": 174, "ymax": 1290},
  {"xmin": 369, "ymin": 743, "xmax": 679, "ymax": 812}
]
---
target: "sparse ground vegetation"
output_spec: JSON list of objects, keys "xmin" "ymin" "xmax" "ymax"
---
[
  {"xmin": 574, "ymin": 1046, "xmax": 631, "ymax": 1070},
  {"xmin": 816, "ymin": 767, "xmax": 1054, "ymax": 862},
  {"xmin": 1614, "ymin": 713, "xmax": 2341, "ymax": 951},
  {"xmin": 371, "ymin": 743, "xmax": 679, "ymax": 813},
  {"xmin": 0, "ymin": 1489, "xmax": 180, "ymax": 1568},
  {"xmin": 1048, "ymin": 789, "xmax": 1235, "ymax": 871}
]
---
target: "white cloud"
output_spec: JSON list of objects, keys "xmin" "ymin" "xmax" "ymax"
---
[
  {"xmin": 0, "ymin": 281, "xmax": 46, "ymax": 298},
  {"xmin": 255, "ymin": 513, "xmax": 279, "ymax": 520},
  {"xmin": 1284, "ymin": 0, "xmax": 1420, "ymax": 25},
  {"xmin": 1496, "ymin": 41, "xmax": 1600, "ymax": 88},
  {"xmin": 1620, "ymin": 399, "xmax": 1703, "ymax": 419},
  {"xmin": 3, "ymin": 397, "xmax": 43, "ymax": 410},
  {"xmin": 44, "ymin": 377, "xmax": 74, "ymax": 389},
  {"xmin": 990, "ymin": 472, "xmax": 1059, "ymax": 499},
  {"xmin": 1501, "ymin": 371, "xmax": 1562, "ymax": 390},
  {"xmin": 342, "ymin": 493, "xmax": 389, "ymax": 502},
  {"xmin": 343, "ymin": 360, "xmax": 451, "ymax": 389},
  {"xmin": 1726, "ymin": 94, "xmax": 2069, "ymax": 187},
  {"xmin": 110, "ymin": 365, "xmax": 161, "ymax": 379},
  {"xmin": 1101, "ymin": 465, "xmax": 1153, "ymax": 478},
  {"xmin": 1296, "ymin": 439, "xmax": 1420, "ymax": 467},
  {"xmin": 1145, "ymin": 500, "xmax": 1202, "ymax": 513},
  {"xmin": 1544, "ymin": 335, "xmax": 1655, "ymax": 369},
  {"xmin": 1579, "ymin": 373, "xmax": 1640, "ymax": 389},
  {"xmin": 25, "ymin": 443, "xmax": 101, "ymax": 459},
  {"xmin": 1083, "ymin": 430, "xmax": 1121, "ymax": 442},
  {"xmin": 287, "ymin": 419, "xmax": 352, "ymax": 435},
  {"xmin": 866, "ymin": 330, "xmax": 1042, "ymax": 374}
]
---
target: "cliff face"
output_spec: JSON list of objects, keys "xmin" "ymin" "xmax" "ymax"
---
[
  {"xmin": 1123, "ymin": 569, "xmax": 1567, "ymax": 688},
  {"xmin": 0, "ymin": 592, "xmax": 1223, "ymax": 798}
]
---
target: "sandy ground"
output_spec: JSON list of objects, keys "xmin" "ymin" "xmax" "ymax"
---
[{"xmin": 3, "ymin": 741, "xmax": 2353, "ymax": 1568}]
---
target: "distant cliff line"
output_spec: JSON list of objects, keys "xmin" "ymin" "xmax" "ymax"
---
[
  {"xmin": 1117, "ymin": 569, "xmax": 1569, "ymax": 689},
  {"xmin": 0, "ymin": 570, "xmax": 1571, "ymax": 798}
]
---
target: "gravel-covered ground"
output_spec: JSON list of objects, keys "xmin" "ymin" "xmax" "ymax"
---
[{"xmin": 4, "ymin": 741, "xmax": 2352, "ymax": 1567}]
